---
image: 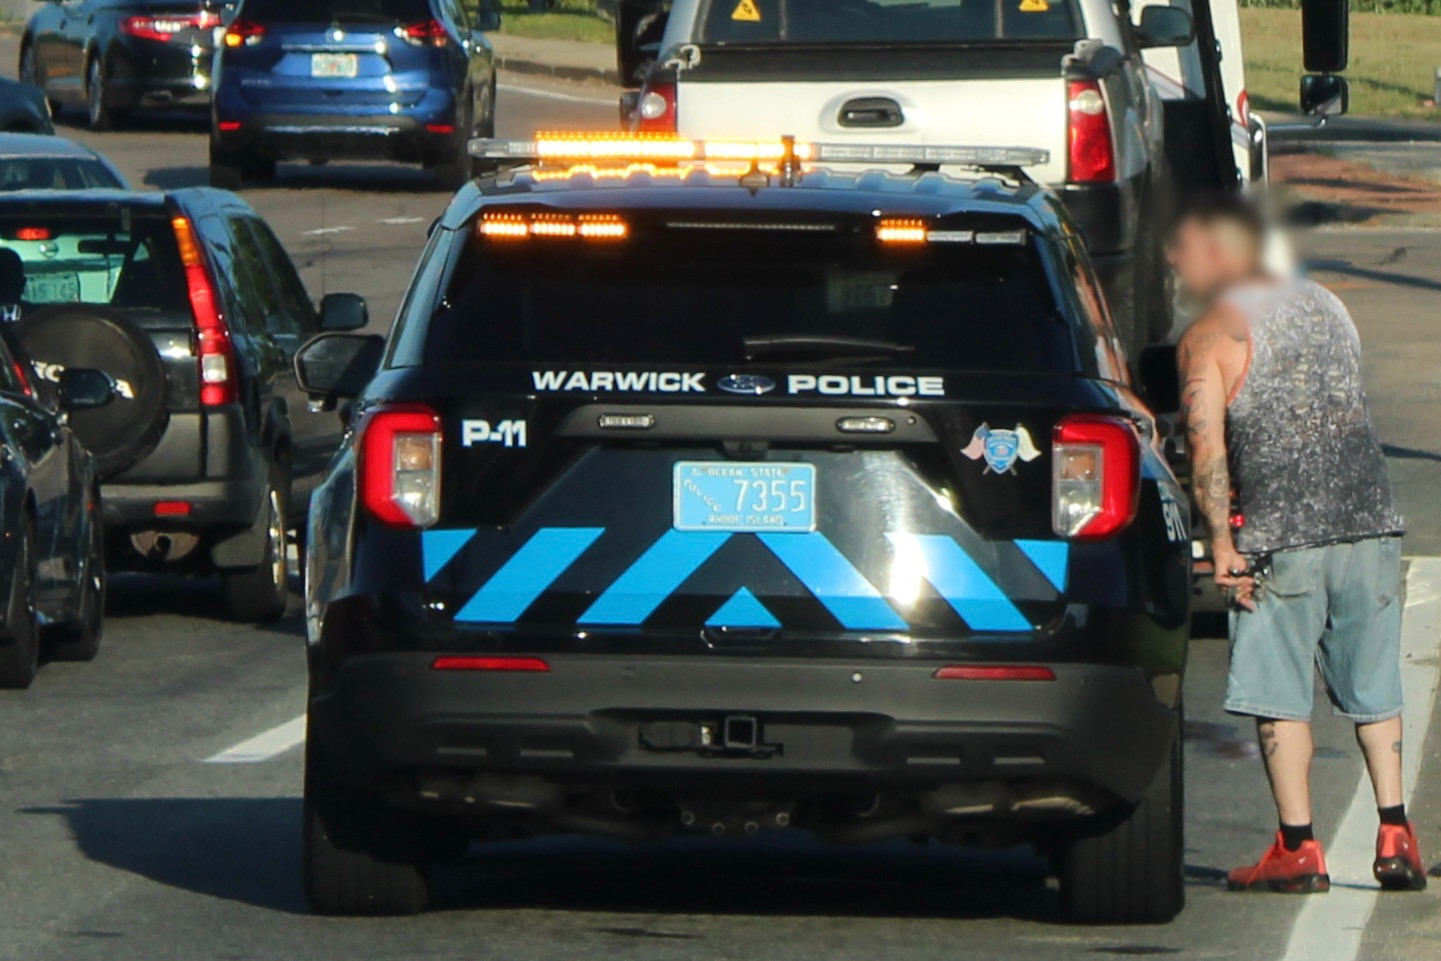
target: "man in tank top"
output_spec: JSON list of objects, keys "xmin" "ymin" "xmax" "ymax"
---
[{"xmin": 1169, "ymin": 193, "xmax": 1424, "ymax": 894}]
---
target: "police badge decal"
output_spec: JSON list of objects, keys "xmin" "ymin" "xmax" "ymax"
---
[{"xmin": 961, "ymin": 423, "xmax": 1042, "ymax": 475}]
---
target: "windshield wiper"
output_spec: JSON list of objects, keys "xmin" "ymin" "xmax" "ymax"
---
[{"xmin": 743, "ymin": 335, "xmax": 915, "ymax": 362}]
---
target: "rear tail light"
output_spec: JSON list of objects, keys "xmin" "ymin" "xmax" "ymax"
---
[
  {"xmin": 1067, "ymin": 80, "xmax": 1115, "ymax": 184},
  {"xmin": 359, "ymin": 405, "xmax": 442, "ymax": 528},
  {"xmin": 431, "ymin": 655, "xmax": 550, "ymax": 672},
  {"xmin": 171, "ymin": 215, "xmax": 236, "ymax": 406},
  {"xmin": 934, "ymin": 665, "xmax": 1055, "ymax": 681},
  {"xmin": 1052, "ymin": 414, "xmax": 1139, "ymax": 539},
  {"xmin": 14, "ymin": 226, "xmax": 50, "ymax": 241},
  {"xmin": 223, "ymin": 18, "xmax": 265, "ymax": 47},
  {"xmin": 401, "ymin": 18, "xmax": 449, "ymax": 46},
  {"xmin": 122, "ymin": 13, "xmax": 216, "ymax": 41},
  {"xmin": 631, "ymin": 80, "xmax": 677, "ymax": 133}
]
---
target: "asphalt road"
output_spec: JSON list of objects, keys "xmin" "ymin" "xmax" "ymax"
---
[{"xmin": 0, "ymin": 42, "xmax": 1439, "ymax": 961}]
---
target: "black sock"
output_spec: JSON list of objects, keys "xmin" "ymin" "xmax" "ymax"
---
[
  {"xmin": 1280, "ymin": 822, "xmax": 1314, "ymax": 851},
  {"xmin": 1379, "ymin": 804, "xmax": 1408, "ymax": 827}
]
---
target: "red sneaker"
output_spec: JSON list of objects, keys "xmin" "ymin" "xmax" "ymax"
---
[
  {"xmin": 1228, "ymin": 833, "xmax": 1331, "ymax": 893},
  {"xmin": 1374, "ymin": 823, "xmax": 1427, "ymax": 891}
]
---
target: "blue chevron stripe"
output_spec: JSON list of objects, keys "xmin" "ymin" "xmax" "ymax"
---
[
  {"xmin": 1015, "ymin": 539, "xmax": 1069, "ymax": 592},
  {"xmin": 580, "ymin": 530, "xmax": 730, "ymax": 625},
  {"xmin": 455, "ymin": 527, "xmax": 603, "ymax": 623},
  {"xmin": 421, "ymin": 528, "xmax": 475, "ymax": 581},
  {"xmin": 706, "ymin": 586, "xmax": 781, "ymax": 628},
  {"xmin": 885, "ymin": 533, "xmax": 1031, "ymax": 632},
  {"xmin": 758, "ymin": 532, "xmax": 907, "ymax": 631}
]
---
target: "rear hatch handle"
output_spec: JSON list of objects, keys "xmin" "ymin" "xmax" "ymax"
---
[{"xmin": 837, "ymin": 97, "xmax": 904, "ymax": 129}]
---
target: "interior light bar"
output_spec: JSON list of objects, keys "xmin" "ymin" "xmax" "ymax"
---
[
  {"xmin": 469, "ymin": 133, "xmax": 1048, "ymax": 169},
  {"xmin": 478, "ymin": 211, "xmax": 629, "ymax": 242}
]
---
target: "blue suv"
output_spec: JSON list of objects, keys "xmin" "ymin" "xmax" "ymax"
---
[{"xmin": 209, "ymin": 0, "xmax": 499, "ymax": 189}]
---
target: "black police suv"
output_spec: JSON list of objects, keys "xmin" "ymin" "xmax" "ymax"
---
[
  {"xmin": 20, "ymin": 0, "xmax": 222, "ymax": 130},
  {"xmin": 0, "ymin": 321, "xmax": 112, "ymax": 689},
  {"xmin": 296, "ymin": 137, "xmax": 1192, "ymax": 923},
  {"xmin": 0, "ymin": 189, "xmax": 366, "ymax": 621}
]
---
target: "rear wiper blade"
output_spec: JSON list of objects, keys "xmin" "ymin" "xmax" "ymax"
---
[
  {"xmin": 743, "ymin": 335, "xmax": 915, "ymax": 361},
  {"xmin": 327, "ymin": 11, "xmax": 397, "ymax": 24}
]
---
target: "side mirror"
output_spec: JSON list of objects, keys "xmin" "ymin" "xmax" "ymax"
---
[
  {"xmin": 1300, "ymin": 73, "xmax": 1349, "ymax": 118},
  {"xmin": 318, "ymin": 292, "xmax": 369, "ymax": 332},
  {"xmin": 1138, "ymin": 344, "xmax": 1180, "ymax": 415},
  {"xmin": 616, "ymin": 0, "xmax": 670, "ymax": 86},
  {"xmin": 57, "ymin": 367, "xmax": 117, "ymax": 411},
  {"xmin": 1301, "ymin": 0, "xmax": 1347, "ymax": 73},
  {"xmin": 295, "ymin": 332, "xmax": 384, "ymax": 402},
  {"xmin": 473, "ymin": 1, "xmax": 501, "ymax": 32},
  {"xmin": 1135, "ymin": 6, "xmax": 1194, "ymax": 49}
]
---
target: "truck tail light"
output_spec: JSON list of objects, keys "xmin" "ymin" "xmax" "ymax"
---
[
  {"xmin": 171, "ymin": 215, "xmax": 236, "ymax": 406},
  {"xmin": 223, "ymin": 18, "xmax": 265, "ymax": 47},
  {"xmin": 1052, "ymin": 415, "xmax": 1139, "ymax": 540},
  {"xmin": 1067, "ymin": 80, "xmax": 1115, "ymax": 184},
  {"xmin": 631, "ymin": 80, "xmax": 677, "ymax": 133},
  {"xmin": 359, "ymin": 405, "xmax": 442, "ymax": 529}
]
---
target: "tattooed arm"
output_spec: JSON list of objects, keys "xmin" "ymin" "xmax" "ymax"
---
[{"xmin": 1178, "ymin": 310, "xmax": 1254, "ymax": 607}]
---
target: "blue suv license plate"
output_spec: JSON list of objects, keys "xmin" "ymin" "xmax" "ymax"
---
[{"xmin": 673, "ymin": 462, "xmax": 816, "ymax": 533}]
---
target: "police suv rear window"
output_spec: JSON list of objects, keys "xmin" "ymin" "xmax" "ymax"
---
[
  {"xmin": 408, "ymin": 222, "xmax": 1077, "ymax": 375},
  {"xmin": 701, "ymin": 0, "xmax": 1079, "ymax": 45}
]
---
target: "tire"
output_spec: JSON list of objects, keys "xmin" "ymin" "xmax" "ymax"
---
[
  {"xmin": 46, "ymin": 500, "xmax": 104, "ymax": 663},
  {"xmin": 432, "ymin": 100, "xmax": 476, "ymax": 191},
  {"xmin": 86, "ymin": 56, "xmax": 121, "ymax": 131},
  {"xmin": 0, "ymin": 518, "xmax": 40, "ymax": 690},
  {"xmin": 1058, "ymin": 719, "xmax": 1185, "ymax": 925},
  {"xmin": 15, "ymin": 306, "xmax": 168, "ymax": 480},
  {"xmin": 221, "ymin": 467, "xmax": 289, "ymax": 622},
  {"xmin": 303, "ymin": 733, "xmax": 430, "ymax": 916}
]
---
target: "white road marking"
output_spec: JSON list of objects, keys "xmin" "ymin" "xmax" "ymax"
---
[
  {"xmin": 377, "ymin": 216, "xmax": 425, "ymax": 225},
  {"xmin": 204, "ymin": 715, "xmax": 306, "ymax": 765},
  {"xmin": 302, "ymin": 226, "xmax": 354, "ymax": 236},
  {"xmin": 1280, "ymin": 556, "xmax": 1441, "ymax": 961},
  {"xmin": 501, "ymin": 82, "xmax": 616, "ymax": 106}
]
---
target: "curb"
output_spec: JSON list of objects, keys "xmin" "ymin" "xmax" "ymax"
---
[{"xmin": 495, "ymin": 54, "xmax": 619, "ymax": 87}]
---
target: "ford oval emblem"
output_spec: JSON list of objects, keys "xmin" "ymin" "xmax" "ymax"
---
[{"xmin": 717, "ymin": 374, "xmax": 776, "ymax": 395}]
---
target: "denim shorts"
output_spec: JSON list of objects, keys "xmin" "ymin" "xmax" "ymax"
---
[{"xmin": 1225, "ymin": 536, "xmax": 1404, "ymax": 723}]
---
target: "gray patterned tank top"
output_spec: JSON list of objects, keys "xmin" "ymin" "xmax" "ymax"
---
[{"xmin": 1225, "ymin": 278, "xmax": 1403, "ymax": 554}]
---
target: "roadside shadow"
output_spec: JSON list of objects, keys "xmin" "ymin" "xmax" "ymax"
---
[
  {"xmin": 1306, "ymin": 257, "xmax": 1441, "ymax": 295},
  {"xmin": 144, "ymin": 161, "xmax": 448, "ymax": 194},
  {"xmin": 1381, "ymin": 443, "xmax": 1441, "ymax": 464},
  {"xmin": 55, "ymin": 108, "xmax": 210, "ymax": 136},
  {"xmin": 103, "ymin": 572, "xmax": 305, "ymax": 638},
  {"xmin": 23, "ymin": 797, "xmax": 306, "ymax": 914}
]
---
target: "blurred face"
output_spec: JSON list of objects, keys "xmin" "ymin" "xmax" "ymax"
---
[{"xmin": 1167, "ymin": 217, "xmax": 1260, "ymax": 303}]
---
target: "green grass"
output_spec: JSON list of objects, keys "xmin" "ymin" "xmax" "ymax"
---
[
  {"xmin": 1242, "ymin": 8, "xmax": 1441, "ymax": 118},
  {"xmin": 492, "ymin": 1, "xmax": 613, "ymax": 43}
]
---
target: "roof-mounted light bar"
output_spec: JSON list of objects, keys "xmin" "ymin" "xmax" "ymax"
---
[{"xmin": 469, "ymin": 133, "xmax": 1048, "ymax": 169}]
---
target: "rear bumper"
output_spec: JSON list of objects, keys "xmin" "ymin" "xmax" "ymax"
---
[
  {"xmin": 214, "ymin": 113, "xmax": 456, "ymax": 162},
  {"xmin": 309, "ymin": 652, "xmax": 1178, "ymax": 807}
]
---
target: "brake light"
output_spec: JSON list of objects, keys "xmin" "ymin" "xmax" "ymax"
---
[
  {"xmin": 631, "ymin": 80, "xmax": 677, "ymax": 133},
  {"xmin": 401, "ymin": 18, "xmax": 448, "ymax": 46},
  {"xmin": 1067, "ymin": 80, "xmax": 1115, "ymax": 183},
  {"xmin": 1052, "ymin": 414, "xmax": 1139, "ymax": 539},
  {"xmin": 14, "ymin": 226, "xmax": 50, "ymax": 241},
  {"xmin": 358, "ymin": 405, "xmax": 442, "ymax": 529},
  {"xmin": 431, "ymin": 655, "xmax": 550, "ymax": 672},
  {"xmin": 171, "ymin": 215, "xmax": 235, "ymax": 407},
  {"xmin": 122, "ymin": 13, "xmax": 215, "ymax": 41},
  {"xmin": 934, "ymin": 665, "xmax": 1056, "ymax": 681},
  {"xmin": 223, "ymin": 18, "xmax": 264, "ymax": 47}
]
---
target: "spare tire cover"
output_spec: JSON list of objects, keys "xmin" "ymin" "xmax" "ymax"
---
[{"xmin": 16, "ymin": 305, "xmax": 169, "ymax": 479}]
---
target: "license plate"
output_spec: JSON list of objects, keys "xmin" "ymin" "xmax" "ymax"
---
[
  {"xmin": 673, "ymin": 461, "xmax": 816, "ymax": 533},
  {"xmin": 23, "ymin": 272, "xmax": 79, "ymax": 304},
  {"xmin": 311, "ymin": 53, "xmax": 358, "ymax": 79}
]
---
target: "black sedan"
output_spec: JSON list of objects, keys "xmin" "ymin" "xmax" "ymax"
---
[
  {"xmin": 0, "ymin": 78, "xmax": 55, "ymax": 134},
  {"xmin": 20, "ymin": 0, "xmax": 225, "ymax": 130},
  {"xmin": 0, "ymin": 133, "xmax": 127, "ymax": 190},
  {"xmin": 0, "ymin": 299, "xmax": 113, "ymax": 689}
]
